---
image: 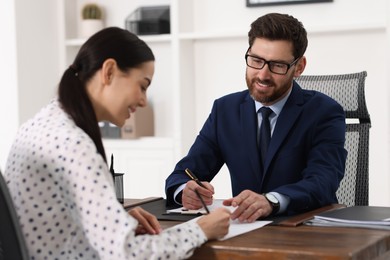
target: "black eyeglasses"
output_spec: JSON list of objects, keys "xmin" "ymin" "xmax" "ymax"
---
[{"xmin": 245, "ymin": 52, "xmax": 300, "ymax": 75}]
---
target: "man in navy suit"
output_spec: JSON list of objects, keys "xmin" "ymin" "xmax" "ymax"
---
[{"xmin": 165, "ymin": 13, "xmax": 347, "ymax": 222}]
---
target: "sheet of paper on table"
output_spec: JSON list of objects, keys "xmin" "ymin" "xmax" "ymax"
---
[{"xmin": 167, "ymin": 199, "xmax": 272, "ymax": 241}]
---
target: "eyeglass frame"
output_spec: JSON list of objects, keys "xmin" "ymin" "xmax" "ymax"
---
[{"xmin": 245, "ymin": 49, "xmax": 301, "ymax": 75}]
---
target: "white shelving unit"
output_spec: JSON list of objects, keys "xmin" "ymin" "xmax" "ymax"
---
[{"xmin": 57, "ymin": 0, "xmax": 237, "ymax": 199}]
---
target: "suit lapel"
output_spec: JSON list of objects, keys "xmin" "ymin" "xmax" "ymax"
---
[
  {"xmin": 240, "ymin": 95, "xmax": 263, "ymax": 184},
  {"xmin": 263, "ymin": 84, "xmax": 305, "ymax": 175}
]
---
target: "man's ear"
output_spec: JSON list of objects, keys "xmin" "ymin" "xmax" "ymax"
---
[
  {"xmin": 101, "ymin": 58, "xmax": 117, "ymax": 85},
  {"xmin": 293, "ymin": 56, "xmax": 306, "ymax": 78}
]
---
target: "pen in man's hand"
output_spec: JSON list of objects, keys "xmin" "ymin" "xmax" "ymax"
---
[
  {"xmin": 184, "ymin": 168, "xmax": 207, "ymax": 189},
  {"xmin": 184, "ymin": 168, "xmax": 211, "ymax": 214},
  {"xmin": 194, "ymin": 189, "xmax": 210, "ymax": 214}
]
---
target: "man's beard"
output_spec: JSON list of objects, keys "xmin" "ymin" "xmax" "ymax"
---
[
  {"xmin": 246, "ymin": 74, "xmax": 291, "ymax": 104},
  {"xmin": 246, "ymin": 76, "xmax": 275, "ymax": 103}
]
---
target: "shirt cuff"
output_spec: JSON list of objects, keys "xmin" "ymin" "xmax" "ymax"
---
[{"xmin": 173, "ymin": 183, "xmax": 186, "ymax": 205}]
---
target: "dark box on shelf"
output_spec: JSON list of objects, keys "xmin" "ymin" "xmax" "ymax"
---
[{"xmin": 125, "ymin": 5, "xmax": 170, "ymax": 35}]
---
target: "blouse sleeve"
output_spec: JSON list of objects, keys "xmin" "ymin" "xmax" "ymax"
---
[{"xmin": 60, "ymin": 135, "xmax": 207, "ymax": 259}]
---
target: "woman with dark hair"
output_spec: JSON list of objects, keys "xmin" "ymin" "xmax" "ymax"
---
[{"xmin": 4, "ymin": 27, "xmax": 230, "ymax": 260}]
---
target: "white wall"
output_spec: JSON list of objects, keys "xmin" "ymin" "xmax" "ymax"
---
[
  {"xmin": 14, "ymin": 0, "xmax": 60, "ymax": 124},
  {"xmin": 0, "ymin": 1, "xmax": 60, "ymax": 170},
  {"xmin": 0, "ymin": 1, "xmax": 19, "ymax": 170}
]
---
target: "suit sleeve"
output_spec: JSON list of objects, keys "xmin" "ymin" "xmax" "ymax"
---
[
  {"xmin": 165, "ymin": 100, "xmax": 226, "ymax": 206},
  {"xmin": 273, "ymin": 95, "xmax": 347, "ymax": 214}
]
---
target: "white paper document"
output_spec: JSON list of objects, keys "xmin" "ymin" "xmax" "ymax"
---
[
  {"xmin": 166, "ymin": 199, "xmax": 234, "ymax": 214},
  {"xmin": 219, "ymin": 219, "xmax": 272, "ymax": 241},
  {"xmin": 169, "ymin": 199, "xmax": 272, "ymax": 240},
  {"xmin": 189, "ymin": 216, "xmax": 271, "ymax": 241}
]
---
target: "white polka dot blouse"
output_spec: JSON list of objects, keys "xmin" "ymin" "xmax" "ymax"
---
[{"xmin": 4, "ymin": 99, "xmax": 207, "ymax": 260}]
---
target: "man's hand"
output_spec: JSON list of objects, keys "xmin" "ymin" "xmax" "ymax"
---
[
  {"xmin": 223, "ymin": 190, "xmax": 272, "ymax": 222},
  {"xmin": 182, "ymin": 180, "xmax": 214, "ymax": 209}
]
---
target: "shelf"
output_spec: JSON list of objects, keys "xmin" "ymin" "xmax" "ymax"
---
[
  {"xmin": 65, "ymin": 23, "xmax": 386, "ymax": 47},
  {"xmin": 58, "ymin": 0, "xmax": 233, "ymax": 198},
  {"xmin": 65, "ymin": 33, "xmax": 172, "ymax": 47},
  {"xmin": 179, "ymin": 31, "xmax": 246, "ymax": 40},
  {"xmin": 103, "ymin": 137, "xmax": 173, "ymax": 150}
]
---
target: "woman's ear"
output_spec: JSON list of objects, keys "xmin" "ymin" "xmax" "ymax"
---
[
  {"xmin": 101, "ymin": 58, "xmax": 117, "ymax": 85},
  {"xmin": 293, "ymin": 56, "xmax": 306, "ymax": 78}
]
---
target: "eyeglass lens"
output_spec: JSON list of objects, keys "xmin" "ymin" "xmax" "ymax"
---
[{"xmin": 246, "ymin": 55, "xmax": 290, "ymax": 75}]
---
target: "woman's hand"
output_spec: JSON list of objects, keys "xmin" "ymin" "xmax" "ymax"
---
[
  {"xmin": 196, "ymin": 207, "xmax": 231, "ymax": 240},
  {"xmin": 129, "ymin": 206, "xmax": 162, "ymax": 235}
]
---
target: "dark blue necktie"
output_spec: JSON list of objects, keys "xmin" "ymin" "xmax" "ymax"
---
[{"xmin": 259, "ymin": 107, "xmax": 273, "ymax": 164}]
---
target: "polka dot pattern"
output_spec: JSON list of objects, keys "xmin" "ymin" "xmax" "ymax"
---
[{"xmin": 4, "ymin": 99, "xmax": 207, "ymax": 259}]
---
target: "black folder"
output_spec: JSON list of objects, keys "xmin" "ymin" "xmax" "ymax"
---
[
  {"xmin": 315, "ymin": 206, "xmax": 390, "ymax": 222},
  {"xmin": 133, "ymin": 198, "xmax": 201, "ymax": 221},
  {"xmin": 306, "ymin": 206, "xmax": 390, "ymax": 230},
  {"xmin": 126, "ymin": 198, "xmax": 346, "ymax": 225}
]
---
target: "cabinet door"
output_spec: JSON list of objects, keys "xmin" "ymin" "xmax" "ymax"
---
[{"xmin": 104, "ymin": 139, "xmax": 174, "ymax": 198}]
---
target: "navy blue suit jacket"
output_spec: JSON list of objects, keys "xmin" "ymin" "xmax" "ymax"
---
[{"xmin": 165, "ymin": 82, "xmax": 347, "ymax": 215}]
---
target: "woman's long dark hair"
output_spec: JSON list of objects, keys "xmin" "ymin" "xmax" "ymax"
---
[{"xmin": 58, "ymin": 27, "xmax": 154, "ymax": 162}]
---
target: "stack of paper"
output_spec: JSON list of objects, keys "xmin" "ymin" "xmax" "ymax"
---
[{"xmin": 305, "ymin": 206, "xmax": 390, "ymax": 230}]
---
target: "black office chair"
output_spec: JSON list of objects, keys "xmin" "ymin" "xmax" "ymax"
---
[
  {"xmin": 0, "ymin": 170, "xmax": 29, "ymax": 260},
  {"xmin": 296, "ymin": 71, "xmax": 370, "ymax": 206}
]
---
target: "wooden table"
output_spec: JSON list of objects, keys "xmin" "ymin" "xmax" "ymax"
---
[
  {"xmin": 196, "ymin": 225, "xmax": 390, "ymax": 259},
  {"xmin": 125, "ymin": 199, "xmax": 390, "ymax": 259},
  {"xmin": 158, "ymin": 221, "xmax": 390, "ymax": 260}
]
